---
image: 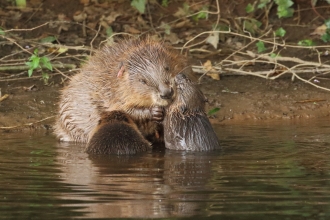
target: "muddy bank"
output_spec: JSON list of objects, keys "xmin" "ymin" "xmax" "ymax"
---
[
  {"xmin": 200, "ymin": 75, "xmax": 330, "ymax": 124},
  {"xmin": 0, "ymin": 74, "xmax": 329, "ymax": 132}
]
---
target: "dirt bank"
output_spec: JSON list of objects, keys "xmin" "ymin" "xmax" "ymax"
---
[{"xmin": 0, "ymin": 73, "xmax": 329, "ymax": 132}]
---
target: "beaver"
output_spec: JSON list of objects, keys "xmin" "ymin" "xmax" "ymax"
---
[
  {"xmin": 163, "ymin": 73, "xmax": 220, "ymax": 151},
  {"xmin": 85, "ymin": 111, "xmax": 151, "ymax": 155},
  {"xmin": 55, "ymin": 37, "xmax": 187, "ymax": 143}
]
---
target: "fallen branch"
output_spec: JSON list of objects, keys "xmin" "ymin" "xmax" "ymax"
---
[
  {"xmin": 0, "ymin": 70, "xmax": 78, "ymax": 82},
  {"xmin": 0, "ymin": 116, "xmax": 55, "ymax": 130},
  {"xmin": 192, "ymin": 66, "xmax": 330, "ymax": 77},
  {"xmin": 0, "ymin": 63, "xmax": 76, "ymax": 72}
]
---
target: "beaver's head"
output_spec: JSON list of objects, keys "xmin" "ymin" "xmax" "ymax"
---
[{"xmin": 120, "ymin": 39, "xmax": 187, "ymax": 108}]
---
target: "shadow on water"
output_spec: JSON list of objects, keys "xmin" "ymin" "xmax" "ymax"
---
[
  {"xmin": 1, "ymin": 118, "xmax": 330, "ymax": 219},
  {"xmin": 56, "ymin": 142, "xmax": 217, "ymax": 218}
]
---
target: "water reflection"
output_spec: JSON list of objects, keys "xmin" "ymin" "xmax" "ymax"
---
[
  {"xmin": 1, "ymin": 119, "xmax": 330, "ymax": 219},
  {"xmin": 56, "ymin": 142, "xmax": 217, "ymax": 218}
]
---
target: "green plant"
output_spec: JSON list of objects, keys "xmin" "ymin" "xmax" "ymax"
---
[
  {"xmin": 193, "ymin": 5, "xmax": 209, "ymax": 21},
  {"xmin": 160, "ymin": 23, "xmax": 171, "ymax": 35},
  {"xmin": 321, "ymin": 19, "xmax": 330, "ymax": 42},
  {"xmin": 248, "ymin": 0, "xmax": 294, "ymax": 18},
  {"xmin": 275, "ymin": 27, "xmax": 286, "ymax": 37},
  {"xmin": 161, "ymin": 0, "xmax": 169, "ymax": 7},
  {"xmin": 131, "ymin": 0, "xmax": 146, "ymax": 14},
  {"xmin": 39, "ymin": 36, "xmax": 56, "ymax": 43},
  {"xmin": 208, "ymin": 107, "xmax": 220, "ymax": 116},
  {"xmin": 257, "ymin": 0, "xmax": 271, "ymax": 9},
  {"xmin": 25, "ymin": 49, "xmax": 53, "ymax": 83},
  {"xmin": 15, "ymin": 0, "xmax": 26, "ymax": 8},
  {"xmin": 297, "ymin": 39, "xmax": 315, "ymax": 46},
  {"xmin": 256, "ymin": 41, "xmax": 266, "ymax": 53},
  {"xmin": 244, "ymin": 19, "xmax": 262, "ymax": 35},
  {"xmin": 0, "ymin": 27, "xmax": 4, "ymax": 35},
  {"xmin": 275, "ymin": 0, "xmax": 294, "ymax": 18},
  {"xmin": 270, "ymin": 53, "xmax": 281, "ymax": 58},
  {"xmin": 106, "ymin": 27, "xmax": 113, "ymax": 38},
  {"xmin": 245, "ymin": 3, "xmax": 255, "ymax": 13}
]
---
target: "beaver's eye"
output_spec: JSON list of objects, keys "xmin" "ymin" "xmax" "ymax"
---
[
  {"xmin": 164, "ymin": 66, "xmax": 170, "ymax": 71},
  {"xmin": 139, "ymin": 79, "xmax": 147, "ymax": 85}
]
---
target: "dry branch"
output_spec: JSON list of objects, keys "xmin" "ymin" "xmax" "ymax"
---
[
  {"xmin": 0, "ymin": 116, "xmax": 55, "ymax": 130},
  {"xmin": 0, "ymin": 63, "xmax": 76, "ymax": 72}
]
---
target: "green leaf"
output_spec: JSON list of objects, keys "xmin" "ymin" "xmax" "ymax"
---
[
  {"xmin": 270, "ymin": 53, "xmax": 281, "ymax": 58},
  {"xmin": 161, "ymin": 0, "xmax": 168, "ymax": 7},
  {"xmin": 258, "ymin": 0, "xmax": 271, "ymax": 9},
  {"xmin": 208, "ymin": 107, "xmax": 220, "ymax": 116},
  {"xmin": 42, "ymin": 72, "xmax": 50, "ymax": 84},
  {"xmin": 321, "ymin": 33, "xmax": 330, "ymax": 42},
  {"xmin": 245, "ymin": 3, "xmax": 254, "ymax": 13},
  {"xmin": 29, "ymin": 54, "xmax": 36, "ymax": 61},
  {"xmin": 42, "ymin": 72, "xmax": 49, "ymax": 80},
  {"xmin": 0, "ymin": 27, "xmax": 5, "ymax": 36},
  {"xmin": 193, "ymin": 5, "xmax": 209, "ymax": 21},
  {"xmin": 275, "ymin": 0, "xmax": 294, "ymax": 18},
  {"xmin": 275, "ymin": 27, "xmax": 286, "ymax": 37},
  {"xmin": 256, "ymin": 41, "xmax": 266, "ymax": 53},
  {"xmin": 40, "ymin": 57, "xmax": 53, "ymax": 71},
  {"xmin": 244, "ymin": 19, "xmax": 261, "ymax": 35},
  {"xmin": 277, "ymin": 6, "xmax": 294, "ymax": 18},
  {"xmin": 131, "ymin": 0, "xmax": 146, "ymax": 14},
  {"xmin": 106, "ymin": 27, "xmax": 113, "ymax": 37},
  {"xmin": 297, "ymin": 39, "xmax": 315, "ymax": 46},
  {"xmin": 28, "ymin": 69, "xmax": 33, "ymax": 77},
  {"xmin": 40, "ymin": 36, "xmax": 56, "ymax": 43},
  {"xmin": 161, "ymin": 23, "xmax": 171, "ymax": 35},
  {"xmin": 325, "ymin": 19, "xmax": 330, "ymax": 29},
  {"xmin": 25, "ymin": 61, "xmax": 33, "ymax": 68},
  {"xmin": 275, "ymin": 0, "xmax": 294, "ymax": 8},
  {"xmin": 33, "ymin": 48, "xmax": 39, "ymax": 55},
  {"xmin": 30, "ymin": 56, "xmax": 40, "ymax": 69},
  {"xmin": 16, "ymin": 0, "xmax": 26, "ymax": 8}
]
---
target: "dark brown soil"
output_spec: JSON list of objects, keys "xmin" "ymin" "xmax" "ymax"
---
[{"xmin": 0, "ymin": 0, "xmax": 329, "ymax": 131}]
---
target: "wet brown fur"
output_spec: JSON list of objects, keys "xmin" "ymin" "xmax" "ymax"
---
[
  {"xmin": 55, "ymin": 37, "xmax": 187, "ymax": 143},
  {"xmin": 164, "ymin": 74, "xmax": 220, "ymax": 151},
  {"xmin": 86, "ymin": 111, "xmax": 151, "ymax": 155}
]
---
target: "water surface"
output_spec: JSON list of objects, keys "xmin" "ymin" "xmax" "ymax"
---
[{"xmin": 1, "ymin": 119, "xmax": 330, "ymax": 219}]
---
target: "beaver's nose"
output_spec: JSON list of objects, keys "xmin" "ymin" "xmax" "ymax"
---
[{"xmin": 159, "ymin": 87, "xmax": 174, "ymax": 100}]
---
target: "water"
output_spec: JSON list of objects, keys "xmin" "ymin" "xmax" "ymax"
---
[{"xmin": 1, "ymin": 119, "xmax": 330, "ymax": 219}]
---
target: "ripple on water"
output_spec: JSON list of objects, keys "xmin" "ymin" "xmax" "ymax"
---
[{"xmin": 0, "ymin": 119, "xmax": 330, "ymax": 219}]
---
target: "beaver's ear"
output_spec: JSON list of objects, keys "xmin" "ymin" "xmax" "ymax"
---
[{"xmin": 117, "ymin": 63, "xmax": 125, "ymax": 78}]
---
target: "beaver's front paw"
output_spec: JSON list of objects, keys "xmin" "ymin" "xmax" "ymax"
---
[{"xmin": 150, "ymin": 106, "xmax": 164, "ymax": 122}]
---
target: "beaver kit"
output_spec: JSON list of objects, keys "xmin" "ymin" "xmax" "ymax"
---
[
  {"xmin": 164, "ymin": 74, "xmax": 220, "ymax": 151},
  {"xmin": 86, "ymin": 111, "xmax": 151, "ymax": 155},
  {"xmin": 55, "ymin": 37, "xmax": 219, "ymax": 154}
]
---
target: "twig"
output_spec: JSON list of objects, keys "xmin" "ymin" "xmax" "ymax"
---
[
  {"xmin": 247, "ymin": 52, "xmax": 330, "ymax": 68},
  {"xmin": 0, "ymin": 63, "xmax": 77, "ymax": 72},
  {"xmin": 296, "ymin": 99, "xmax": 326, "ymax": 103},
  {"xmin": 90, "ymin": 23, "xmax": 102, "ymax": 53},
  {"xmin": 0, "ymin": 71, "xmax": 78, "ymax": 82},
  {"xmin": 24, "ymin": 2, "xmax": 44, "ymax": 24},
  {"xmin": 0, "ymin": 35, "xmax": 33, "ymax": 55},
  {"xmin": 311, "ymin": 0, "xmax": 325, "ymax": 20},
  {"xmin": 0, "ymin": 116, "xmax": 55, "ymax": 130},
  {"xmin": 0, "ymin": 94, "xmax": 9, "ymax": 102},
  {"xmin": 181, "ymin": 30, "xmax": 330, "ymax": 51},
  {"xmin": 53, "ymin": 67, "xmax": 72, "ymax": 80}
]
